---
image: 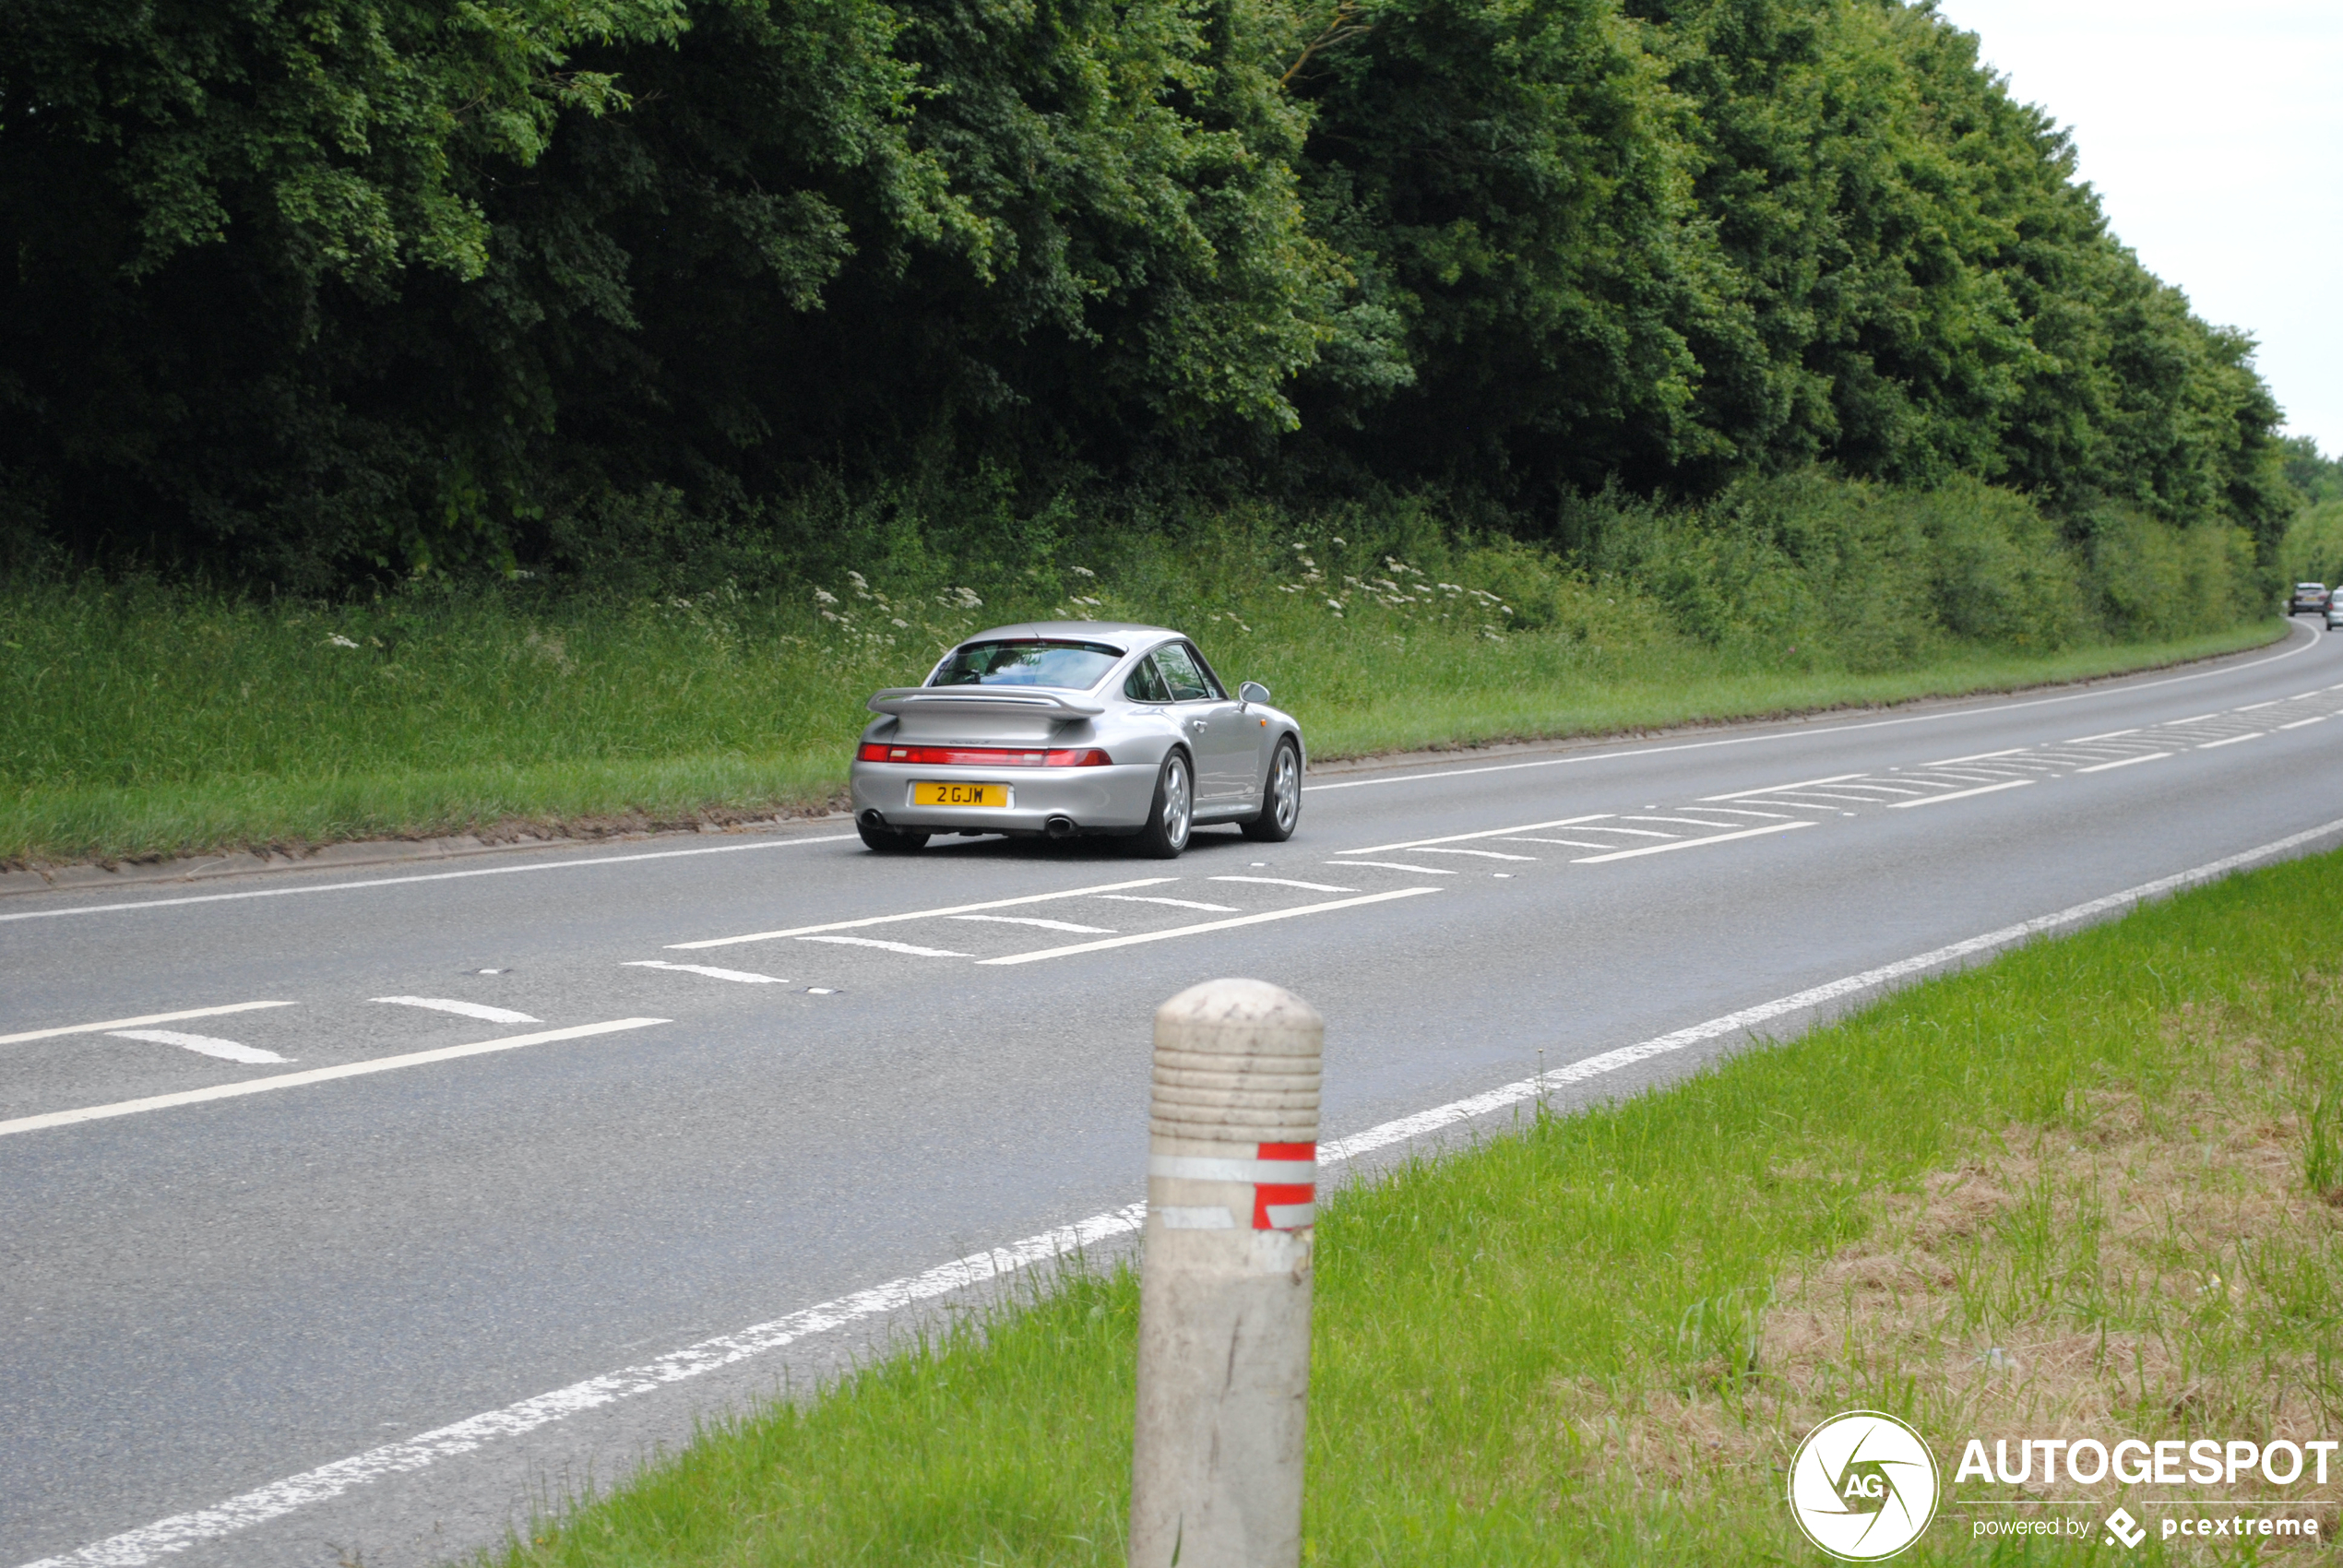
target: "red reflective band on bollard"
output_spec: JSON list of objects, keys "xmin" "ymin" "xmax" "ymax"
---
[{"xmin": 1253, "ymin": 1142, "xmax": 1316, "ymax": 1229}]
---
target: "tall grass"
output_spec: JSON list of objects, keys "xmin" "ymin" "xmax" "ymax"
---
[{"xmin": 0, "ymin": 474, "xmax": 2283, "ymax": 865}]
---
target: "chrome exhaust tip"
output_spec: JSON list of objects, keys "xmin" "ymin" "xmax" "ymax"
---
[{"xmin": 1044, "ymin": 815, "xmax": 1079, "ymax": 839}]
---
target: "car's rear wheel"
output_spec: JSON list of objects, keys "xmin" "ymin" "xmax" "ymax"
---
[
  {"xmin": 858, "ymin": 819, "xmax": 931, "ymax": 853},
  {"xmin": 1241, "ymin": 738, "xmax": 1302, "ymax": 842},
  {"xmin": 1135, "ymin": 750, "xmax": 1194, "ymax": 859}
]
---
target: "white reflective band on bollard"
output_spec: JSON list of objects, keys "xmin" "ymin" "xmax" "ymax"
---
[{"xmin": 1130, "ymin": 978, "xmax": 1321, "ymax": 1568}]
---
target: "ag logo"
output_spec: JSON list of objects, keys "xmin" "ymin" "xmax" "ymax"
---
[{"xmin": 1787, "ymin": 1411, "xmax": 1940, "ymax": 1560}]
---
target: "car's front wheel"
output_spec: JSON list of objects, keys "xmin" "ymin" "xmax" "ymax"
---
[
  {"xmin": 1241, "ymin": 738, "xmax": 1302, "ymax": 842},
  {"xmin": 1134, "ymin": 750, "xmax": 1194, "ymax": 859},
  {"xmin": 858, "ymin": 819, "xmax": 931, "ymax": 853}
]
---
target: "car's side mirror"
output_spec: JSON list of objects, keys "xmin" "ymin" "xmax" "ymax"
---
[{"xmin": 1239, "ymin": 681, "xmax": 1272, "ymax": 707}]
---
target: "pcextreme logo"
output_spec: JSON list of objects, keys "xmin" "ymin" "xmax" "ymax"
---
[{"xmin": 1787, "ymin": 1411, "xmax": 1941, "ymax": 1561}]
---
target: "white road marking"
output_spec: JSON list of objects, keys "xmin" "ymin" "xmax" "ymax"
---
[
  {"xmin": 2162, "ymin": 713, "xmax": 2218, "ymax": 726},
  {"xmin": 980, "ymin": 887, "xmax": 1443, "ymax": 966},
  {"xmin": 623, "ymin": 961, "xmax": 791, "ymax": 984},
  {"xmin": 1699, "ymin": 773, "xmax": 1864, "ymax": 802},
  {"xmin": 1336, "ymin": 814, "xmax": 1612, "ymax": 855},
  {"xmin": 1549, "ymin": 825, "xmax": 1676, "ymax": 838},
  {"xmin": 1673, "ymin": 805, "xmax": 1802, "ymax": 819},
  {"xmin": 1625, "ymin": 814, "xmax": 1793, "ymax": 826},
  {"xmin": 2066, "ymin": 728, "xmax": 2140, "ymax": 742},
  {"xmin": 1335, "ymin": 861, "xmax": 1458, "ymax": 874},
  {"xmin": 106, "ymin": 1029, "xmax": 289, "ymax": 1066},
  {"xmin": 1923, "ymin": 747, "xmax": 2028, "ymax": 765},
  {"xmin": 1209, "ymin": 876, "xmax": 1359, "ymax": 892},
  {"xmin": 1730, "ymin": 790, "xmax": 1886, "ymax": 807},
  {"xmin": 0, "ymin": 1001, "xmax": 297, "ymax": 1048},
  {"xmin": 372, "ymin": 997, "xmax": 541, "ymax": 1025},
  {"xmin": 794, "ymin": 936, "xmax": 972, "ymax": 957},
  {"xmin": 0, "ymin": 1019, "xmax": 669, "ymax": 1140},
  {"xmin": 42, "ymin": 810, "xmax": 2343, "ymax": 1568},
  {"xmin": 947, "ymin": 915, "xmax": 1117, "ymax": 933},
  {"xmin": 1302, "ymin": 622, "xmax": 2317, "ymax": 796},
  {"xmin": 2076, "ymin": 752, "xmax": 2172, "ymax": 773},
  {"xmin": 2280, "ymin": 716, "xmax": 2327, "ymax": 730},
  {"xmin": 668, "ymin": 878, "xmax": 1177, "ymax": 949},
  {"xmin": 1093, "ymin": 895, "xmax": 1239, "ymax": 912},
  {"xmin": 2238, "ymin": 699, "xmax": 2281, "ymax": 710},
  {"xmin": 1, "ymin": 837, "xmax": 862, "ymax": 923},
  {"xmin": 1501, "ymin": 837, "xmax": 1638, "ymax": 849},
  {"xmin": 1399, "ymin": 848, "xmax": 1535, "ymax": 861},
  {"xmin": 2197, "ymin": 732, "xmax": 2265, "ymax": 749},
  {"xmin": 1570, "ymin": 822, "xmax": 1814, "ymax": 863},
  {"xmin": 1886, "ymin": 778, "xmax": 2034, "ymax": 808}
]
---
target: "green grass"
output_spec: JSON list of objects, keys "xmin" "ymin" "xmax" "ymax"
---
[
  {"xmin": 482, "ymin": 848, "xmax": 2343, "ymax": 1566},
  {"xmin": 0, "ymin": 537, "xmax": 2288, "ymax": 868}
]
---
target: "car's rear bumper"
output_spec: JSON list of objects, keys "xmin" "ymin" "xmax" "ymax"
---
[{"xmin": 849, "ymin": 762, "xmax": 1160, "ymax": 833}]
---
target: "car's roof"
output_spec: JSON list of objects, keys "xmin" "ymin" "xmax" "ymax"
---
[{"xmin": 953, "ymin": 621, "xmax": 1179, "ymax": 653}]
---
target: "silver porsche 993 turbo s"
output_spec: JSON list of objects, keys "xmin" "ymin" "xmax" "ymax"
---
[{"xmin": 849, "ymin": 622, "xmax": 1304, "ymax": 858}]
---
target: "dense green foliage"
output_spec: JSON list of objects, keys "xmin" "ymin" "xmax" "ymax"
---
[{"xmin": 0, "ymin": 0, "xmax": 2296, "ymax": 588}]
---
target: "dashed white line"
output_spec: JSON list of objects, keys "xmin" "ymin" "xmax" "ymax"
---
[
  {"xmin": 39, "ymin": 809, "xmax": 2343, "ymax": 1568},
  {"xmin": 2197, "ymin": 731, "xmax": 2265, "ymax": 750},
  {"xmin": 948, "ymin": 915, "xmax": 1117, "ymax": 933},
  {"xmin": 372, "ymin": 997, "xmax": 541, "ymax": 1025},
  {"xmin": 1886, "ymin": 778, "xmax": 2034, "ymax": 808},
  {"xmin": 1093, "ymin": 895, "xmax": 1239, "ymax": 912},
  {"xmin": 1571, "ymin": 822, "xmax": 1814, "ymax": 862},
  {"xmin": 0, "ymin": 1019, "xmax": 670, "ymax": 1139},
  {"xmin": 669, "ymin": 878, "xmax": 1178, "ymax": 949},
  {"xmin": 2075, "ymin": 753, "xmax": 2172, "ymax": 774},
  {"xmin": 0, "ymin": 1001, "xmax": 297, "ymax": 1048},
  {"xmin": 1208, "ymin": 876, "xmax": 1359, "ymax": 892},
  {"xmin": 795, "ymin": 936, "xmax": 972, "ymax": 957},
  {"xmin": 2279, "ymin": 716, "xmax": 2327, "ymax": 731},
  {"xmin": 623, "ymin": 961, "xmax": 792, "ymax": 984},
  {"xmin": 980, "ymin": 886, "xmax": 1442, "ymax": 966},
  {"xmin": 1335, "ymin": 861, "xmax": 1458, "ymax": 874},
  {"xmin": 106, "ymin": 1029, "xmax": 289, "ymax": 1066}
]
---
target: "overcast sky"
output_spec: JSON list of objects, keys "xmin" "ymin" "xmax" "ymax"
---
[{"xmin": 1930, "ymin": 0, "xmax": 2343, "ymax": 454}]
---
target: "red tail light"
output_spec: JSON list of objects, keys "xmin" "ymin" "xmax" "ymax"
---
[{"xmin": 857, "ymin": 742, "xmax": 1112, "ymax": 766}]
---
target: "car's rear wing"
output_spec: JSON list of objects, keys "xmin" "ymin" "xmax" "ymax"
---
[{"xmin": 867, "ymin": 687, "xmax": 1107, "ymax": 718}]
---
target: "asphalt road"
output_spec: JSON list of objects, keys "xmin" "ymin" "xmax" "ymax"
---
[{"xmin": 6, "ymin": 623, "xmax": 2342, "ymax": 1568}]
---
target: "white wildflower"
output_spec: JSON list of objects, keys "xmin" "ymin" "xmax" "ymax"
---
[
  {"xmin": 846, "ymin": 571, "xmax": 868, "ymax": 587},
  {"xmin": 1326, "ymin": 598, "xmax": 1343, "ymax": 610},
  {"xmin": 1298, "ymin": 555, "xmax": 1316, "ymax": 569},
  {"xmin": 891, "ymin": 617, "xmax": 910, "ymax": 628},
  {"xmin": 1330, "ymin": 537, "xmax": 1345, "ymax": 546},
  {"xmin": 327, "ymin": 634, "xmax": 359, "ymax": 648},
  {"xmin": 1070, "ymin": 565, "xmax": 1096, "ymax": 578},
  {"xmin": 814, "ymin": 588, "xmax": 838, "ymax": 605}
]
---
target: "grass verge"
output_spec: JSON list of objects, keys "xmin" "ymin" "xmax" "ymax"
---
[{"xmin": 482, "ymin": 846, "xmax": 2343, "ymax": 1566}]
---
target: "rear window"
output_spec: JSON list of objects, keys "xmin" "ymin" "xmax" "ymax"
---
[{"xmin": 930, "ymin": 639, "xmax": 1124, "ymax": 689}]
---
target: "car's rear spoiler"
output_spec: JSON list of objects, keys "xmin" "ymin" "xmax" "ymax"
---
[{"xmin": 866, "ymin": 687, "xmax": 1106, "ymax": 718}]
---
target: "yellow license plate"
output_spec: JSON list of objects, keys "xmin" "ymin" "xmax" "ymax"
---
[{"xmin": 914, "ymin": 781, "xmax": 1008, "ymax": 807}]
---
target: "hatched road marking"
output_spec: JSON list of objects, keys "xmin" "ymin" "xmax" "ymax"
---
[
  {"xmin": 669, "ymin": 879, "xmax": 1177, "ymax": 949},
  {"xmin": 623, "ymin": 961, "xmax": 792, "ymax": 984},
  {"xmin": 979, "ymin": 887, "xmax": 1443, "ymax": 966},
  {"xmin": 0, "ymin": 1002, "xmax": 296, "ymax": 1047},
  {"xmin": 372, "ymin": 997, "xmax": 541, "ymax": 1025},
  {"xmin": 106, "ymin": 1029, "xmax": 289, "ymax": 1066}
]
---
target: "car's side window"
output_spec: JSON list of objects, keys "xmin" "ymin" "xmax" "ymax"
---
[
  {"xmin": 1123, "ymin": 656, "xmax": 1172, "ymax": 705},
  {"xmin": 1151, "ymin": 643, "xmax": 1213, "ymax": 702},
  {"xmin": 1180, "ymin": 643, "xmax": 1228, "ymax": 699}
]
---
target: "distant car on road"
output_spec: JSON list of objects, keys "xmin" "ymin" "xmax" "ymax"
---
[
  {"xmin": 2291, "ymin": 582, "xmax": 2330, "ymax": 614},
  {"xmin": 2327, "ymin": 598, "xmax": 2343, "ymax": 632},
  {"xmin": 850, "ymin": 622, "xmax": 1304, "ymax": 858}
]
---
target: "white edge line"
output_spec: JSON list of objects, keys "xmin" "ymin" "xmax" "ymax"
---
[
  {"xmin": 2075, "ymin": 752, "xmax": 2172, "ymax": 774},
  {"xmin": 1885, "ymin": 778, "xmax": 2034, "ymax": 809},
  {"xmin": 1303, "ymin": 621, "xmax": 2313, "ymax": 796},
  {"xmin": 0, "ymin": 1019, "xmax": 670, "ymax": 1139},
  {"xmin": 1336, "ymin": 814, "xmax": 1612, "ymax": 855},
  {"xmin": 1571, "ymin": 821, "xmax": 1814, "ymax": 863},
  {"xmin": 668, "ymin": 878, "xmax": 1178, "ymax": 948},
  {"xmin": 32, "ymin": 813, "xmax": 2343, "ymax": 1568},
  {"xmin": 977, "ymin": 887, "xmax": 1442, "ymax": 966},
  {"xmin": 2, "ymin": 837, "xmax": 862, "ymax": 923},
  {"xmin": 0, "ymin": 1001, "xmax": 298, "ymax": 1047}
]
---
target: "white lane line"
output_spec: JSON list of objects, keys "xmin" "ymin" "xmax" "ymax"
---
[
  {"xmin": 106, "ymin": 1030, "xmax": 289, "ymax": 1066},
  {"xmin": 1303, "ymin": 622, "xmax": 2317, "ymax": 796},
  {"xmin": 1209, "ymin": 876, "xmax": 1359, "ymax": 892},
  {"xmin": 795, "ymin": 936, "xmax": 971, "ymax": 957},
  {"xmin": 372, "ymin": 997, "xmax": 541, "ymax": 1025},
  {"xmin": 1093, "ymin": 895, "xmax": 1239, "ymax": 912},
  {"xmin": 2280, "ymin": 716, "xmax": 2327, "ymax": 730},
  {"xmin": 2066, "ymin": 728, "xmax": 2140, "ymax": 742},
  {"xmin": 0, "ymin": 837, "xmax": 862, "ymax": 923},
  {"xmin": 947, "ymin": 915, "xmax": 1116, "ymax": 933},
  {"xmin": 1336, "ymin": 814, "xmax": 1612, "ymax": 855},
  {"xmin": 1571, "ymin": 822, "xmax": 1814, "ymax": 863},
  {"xmin": 1886, "ymin": 778, "xmax": 2034, "ymax": 809},
  {"xmin": 40, "ymin": 810, "xmax": 2343, "ymax": 1568},
  {"xmin": 623, "ymin": 961, "xmax": 791, "ymax": 984},
  {"xmin": 2076, "ymin": 752, "xmax": 2172, "ymax": 774},
  {"xmin": 1335, "ymin": 861, "xmax": 1458, "ymax": 875},
  {"xmin": 0, "ymin": 1001, "xmax": 297, "ymax": 1048},
  {"xmin": 1400, "ymin": 848, "xmax": 1536, "ymax": 861},
  {"xmin": 0, "ymin": 1019, "xmax": 669, "ymax": 1140},
  {"xmin": 980, "ymin": 887, "xmax": 1443, "ymax": 967},
  {"xmin": 1700, "ymin": 773, "xmax": 1864, "ymax": 802},
  {"xmin": 668, "ymin": 878, "xmax": 1178, "ymax": 949},
  {"xmin": 2198, "ymin": 732, "xmax": 2265, "ymax": 749}
]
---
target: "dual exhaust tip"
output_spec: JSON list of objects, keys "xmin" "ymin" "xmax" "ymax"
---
[{"xmin": 862, "ymin": 807, "xmax": 1079, "ymax": 840}]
